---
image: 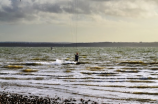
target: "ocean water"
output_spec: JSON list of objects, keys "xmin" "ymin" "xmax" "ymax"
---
[{"xmin": 0, "ymin": 47, "xmax": 158, "ymax": 103}]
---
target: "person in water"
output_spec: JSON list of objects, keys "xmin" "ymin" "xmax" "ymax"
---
[{"xmin": 75, "ymin": 53, "xmax": 79, "ymax": 62}]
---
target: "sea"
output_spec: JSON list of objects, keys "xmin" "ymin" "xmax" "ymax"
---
[{"xmin": 0, "ymin": 47, "xmax": 158, "ymax": 104}]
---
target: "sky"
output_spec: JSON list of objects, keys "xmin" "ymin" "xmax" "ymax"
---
[{"xmin": 0, "ymin": 0, "xmax": 158, "ymax": 42}]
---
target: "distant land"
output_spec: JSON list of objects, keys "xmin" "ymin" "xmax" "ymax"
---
[{"xmin": 0, "ymin": 42, "xmax": 158, "ymax": 47}]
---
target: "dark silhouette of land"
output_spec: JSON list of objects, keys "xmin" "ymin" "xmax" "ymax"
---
[{"xmin": 0, "ymin": 42, "xmax": 158, "ymax": 47}]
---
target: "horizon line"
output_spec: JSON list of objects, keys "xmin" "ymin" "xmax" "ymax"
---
[{"xmin": 0, "ymin": 41, "xmax": 158, "ymax": 43}]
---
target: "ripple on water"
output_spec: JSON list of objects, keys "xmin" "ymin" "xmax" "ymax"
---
[
  {"xmin": 22, "ymin": 69, "xmax": 38, "ymax": 72},
  {"xmin": 3, "ymin": 65, "xmax": 23, "ymax": 68},
  {"xmin": 1, "ymin": 47, "xmax": 158, "ymax": 103}
]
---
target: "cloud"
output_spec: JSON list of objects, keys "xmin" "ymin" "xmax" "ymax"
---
[
  {"xmin": 0, "ymin": 0, "xmax": 157, "ymax": 24},
  {"xmin": 89, "ymin": 0, "xmax": 158, "ymax": 17}
]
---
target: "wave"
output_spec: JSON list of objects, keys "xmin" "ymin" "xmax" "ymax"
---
[{"xmin": 6, "ymin": 59, "xmax": 76, "ymax": 66}]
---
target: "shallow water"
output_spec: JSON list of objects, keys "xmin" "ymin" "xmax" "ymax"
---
[{"xmin": 0, "ymin": 47, "xmax": 158, "ymax": 103}]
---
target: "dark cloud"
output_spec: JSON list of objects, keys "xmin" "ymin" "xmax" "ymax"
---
[
  {"xmin": 0, "ymin": 0, "xmax": 157, "ymax": 23},
  {"xmin": 0, "ymin": 0, "xmax": 36, "ymax": 23}
]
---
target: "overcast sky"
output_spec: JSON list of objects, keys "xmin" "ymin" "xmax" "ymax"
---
[{"xmin": 0, "ymin": 0, "xmax": 158, "ymax": 42}]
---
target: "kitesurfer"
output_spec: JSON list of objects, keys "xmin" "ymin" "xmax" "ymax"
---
[{"xmin": 75, "ymin": 52, "xmax": 79, "ymax": 62}]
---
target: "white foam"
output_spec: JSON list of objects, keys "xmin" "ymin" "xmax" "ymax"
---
[
  {"xmin": 55, "ymin": 59, "xmax": 63, "ymax": 64},
  {"xmin": 36, "ymin": 59, "xmax": 76, "ymax": 65}
]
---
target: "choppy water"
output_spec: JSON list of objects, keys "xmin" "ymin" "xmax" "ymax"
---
[{"xmin": 1, "ymin": 47, "xmax": 158, "ymax": 103}]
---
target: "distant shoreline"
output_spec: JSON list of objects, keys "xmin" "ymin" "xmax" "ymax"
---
[{"xmin": 0, "ymin": 42, "xmax": 158, "ymax": 47}]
